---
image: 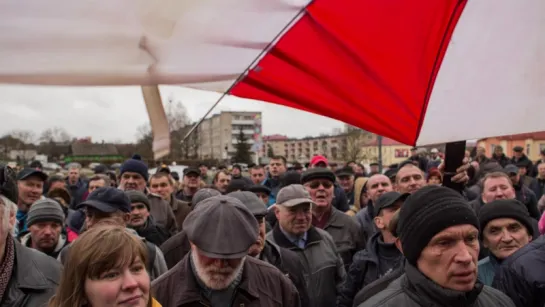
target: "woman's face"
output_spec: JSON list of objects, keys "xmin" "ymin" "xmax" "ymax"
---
[{"xmin": 85, "ymin": 257, "xmax": 150, "ymax": 307}]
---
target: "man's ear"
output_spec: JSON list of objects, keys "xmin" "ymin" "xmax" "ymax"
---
[
  {"xmin": 373, "ymin": 216, "xmax": 382, "ymax": 229},
  {"xmin": 395, "ymin": 238, "xmax": 403, "ymax": 254}
]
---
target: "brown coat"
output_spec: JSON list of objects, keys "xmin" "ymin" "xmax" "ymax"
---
[
  {"xmin": 159, "ymin": 229, "xmax": 191, "ymax": 270},
  {"xmin": 169, "ymin": 196, "xmax": 191, "ymax": 231},
  {"xmin": 152, "ymin": 254, "xmax": 301, "ymax": 307}
]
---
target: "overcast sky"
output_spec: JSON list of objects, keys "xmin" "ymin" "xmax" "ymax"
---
[{"xmin": 0, "ymin": 85, "xmax": 344, "ymax": 143}]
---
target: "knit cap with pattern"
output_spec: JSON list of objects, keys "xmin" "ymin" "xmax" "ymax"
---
[
  {"xmin": 396, "ymin": 185, "xmax": 480, "ymax": 265},
  {"xmin": 27, "ymin": 198, "xmax": 65, "ymax": 227}
]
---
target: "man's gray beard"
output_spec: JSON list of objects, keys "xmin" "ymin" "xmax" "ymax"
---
[{"xmin": 191, "ymin": 251, "xmax": 245, "ymax": 291}]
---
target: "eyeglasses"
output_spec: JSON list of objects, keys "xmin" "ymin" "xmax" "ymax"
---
[{"xmin": 307, "ymin": 180, "xmax": 333, "ymax": 189}]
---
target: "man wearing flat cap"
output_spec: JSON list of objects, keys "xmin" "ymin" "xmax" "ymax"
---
[
  {"xmin": 159, "ymin": 188, "xmax": 221, "ymax": 269},
  {"xmin": 152, "ymin": 195, "xmax": 301, "ymax": 307},
  {"xmin": 359, "ymin": 185, "xmax": 515, "ymax": 307},
  {"xmin": 301, "ymin": 168, "xmax": 365, "ymax": 269},
  {"xmin": 510, "ymin": 145, "xmax": 534, "ymax": 176},
  {"xmin": 267, "ymin": 184, "xmax": 346, "ymax": 307},
  {"xmin": 228, "ymin": 191, "xmax": 310, "ymax": 307},
  {"xmin": 477, "ymin": 199, "xmax": 533, "ymax": 286}
]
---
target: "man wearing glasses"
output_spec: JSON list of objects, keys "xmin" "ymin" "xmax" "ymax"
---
[{"xmin": 301, "ymin": 168, "xmax": 365, "ymax": 270}]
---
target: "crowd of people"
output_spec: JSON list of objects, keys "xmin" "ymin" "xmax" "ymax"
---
[{"xmin": 0, "ymin": 144, "xmax": 544, "ymax": 306}]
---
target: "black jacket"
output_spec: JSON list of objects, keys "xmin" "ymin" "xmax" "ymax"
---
[
  {"xmin": 260, "ymin": 240, "xmax": 310, "ymax": 307},
  {"xmin": 133, "ymin": 216, "xmax": 170, "ymax": 247},
  {"xmin": 353, "ymin": 261, "xmax": 405, "ymax": 306},
  {"xmin": 2, "ymin": 238, "xmax": 61, "ymax": 306},
  {"xmin": 492, "ymin": 234, "xmax": 545, "ymax": 307},
  {"xmin": 337, "ymin": 231, "xmax": 403, "ymax": 307},
  {"xmin": 513, "ymin": 182, "xmax": 540, "ymax": 219},
  {"xmin": 359, "ymin": 262, "xmax": 515, "ymax": 307}
]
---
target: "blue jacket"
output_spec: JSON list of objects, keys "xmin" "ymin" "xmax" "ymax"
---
[
  {"xmin": 492, "ymin": 234, "xmax": 545, "ymax": 307},
  {"xmin": 478, "ymin": 255, "xmax": 501, "ymax": 286}
]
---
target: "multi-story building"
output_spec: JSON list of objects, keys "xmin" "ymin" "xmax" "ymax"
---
[
  {"xmin": 478, "ymin": 131, "xmax": 545, "ymax": 161},
  {"xmin": 197, "ymin": 111, "xmax": 262, "ymax": 161}
]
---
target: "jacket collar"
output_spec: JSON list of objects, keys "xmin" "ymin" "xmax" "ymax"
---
[
  {"xmin": 173, "ymin": 255, "xmax": 260, "ymax": 306},
  {"xmin": 271, "ymin": 224, "xmax": 322, "ymax": 250},
  {"xmin": 12, "ymin": 238, "xmax": 52, "ymax": 290},
  {"xmin": 19, "ymin": 232, "xmax": 67, "ymax": 255},
  {"xmin": 325, "ymin": 207, "xmax": 345, "ymax": 228},
  {"xmin": 404, "ymin": 261, "xmax": 482, "ymax": 307}
]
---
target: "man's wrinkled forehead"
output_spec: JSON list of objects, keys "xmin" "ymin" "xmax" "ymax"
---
[{"xmin": 368, "ymin": 174, "xmax": 390, "ymax": 188}]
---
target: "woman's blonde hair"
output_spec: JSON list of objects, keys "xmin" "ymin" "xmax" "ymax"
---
[{"xmin": 49, "ymin": 224, "xmax": 150, "ymax": 307}]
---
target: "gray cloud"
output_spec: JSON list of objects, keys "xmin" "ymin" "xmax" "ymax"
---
[{"xmin": 0, "ymin": 85, "xmax": 343, "ymax": 142}]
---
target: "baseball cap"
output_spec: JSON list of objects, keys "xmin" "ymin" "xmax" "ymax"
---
[
  {"xmin": 16, "ymin": 168, "xmax": 48, "ymax": 182},
  {"xmin": 183, "ymin": 195, "xmax": 258, "ymax": 259},
  {"xmin": 374, "ymin": 191, "xmax": 409, "ymax": 216},
  {"xmin": 335, "ymin": 166, "xmax": 355, "ymax": 177},
  {"xmin": 77, "ymin": 187, "xmax": 131, "ymax": 213},
  {"xmin": 276, "ymin": 184, "xmax": 315, "ymax": 207},
  {"xmin": 183, "ymin": 167, "xmax": 200, "ymax": 176},
  {"xmin": 310, "ymin": 155, "xmax": 328, "ymax": 167},
  {"xmin": 504, "ymin": 164, "xmax": 519, "ymax": 175}
]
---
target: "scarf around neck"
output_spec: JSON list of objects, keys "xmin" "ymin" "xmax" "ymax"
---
[{"xmin": 0, "ymin": 236, "xmax": 15, "ymax": 303}]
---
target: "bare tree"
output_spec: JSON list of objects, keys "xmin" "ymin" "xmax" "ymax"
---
[
  {"xmin": 39, "ymin": 127, "xmax": 72, "ymax": 144},
  {"xmin": 134, "ymin": 124, "xmax": 154, "ymax": 161},
  {"xmin": 10, "ymin": 130, "xmax": 36, "ymax": 146},
  {"xmin": 340, "ymin": 128, "xmax": 376, "ymax": 162}
]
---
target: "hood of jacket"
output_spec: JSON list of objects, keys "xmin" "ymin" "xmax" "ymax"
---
[
  {"xmin": 20, "ymin": 231, "xmax": 68, "ymax": 255},
  {"xmin": 353, "ymin": 177, "xmax": 369, "ymax": 211}
]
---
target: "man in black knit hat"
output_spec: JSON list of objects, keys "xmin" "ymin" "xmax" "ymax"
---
[
  {"xmin": 359, "ymin": 185, "xmax": 515, "ymax": 307},
  {"xmin": 477, "ymin": 199, "xmax": 533, "ymax": 286}
]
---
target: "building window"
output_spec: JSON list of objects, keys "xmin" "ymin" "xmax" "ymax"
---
[
  {"xmin": 526, "ymin": 144, "xmax": 531, "ymax": 156},
  {"xmin": 395, "ymin": 149, "xmax": 409, "ymax": 158},
  {"xmin": 540, "ymin": 143, "xmax": 545, "ymax": 154},
  {"xmin": 490, "ymin": 144, "xmax": 496, "ymax": 154}
]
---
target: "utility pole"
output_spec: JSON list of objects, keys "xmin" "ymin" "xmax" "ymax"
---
[{"xmin": 377, "ymin": 135, "xmax": 383, "ymax": 173}]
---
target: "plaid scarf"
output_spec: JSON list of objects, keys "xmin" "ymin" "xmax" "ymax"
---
[{"xmin": 0, "ymin": 236, "xmax": 15, "ymax": 303}]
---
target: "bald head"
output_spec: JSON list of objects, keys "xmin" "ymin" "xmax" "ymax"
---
[
  {"xmin": 367, "ymin": 174, "xmax": 393, "ymax": 203},
  {"xmin": 395, "ymin": 164, "xmax": 425, "ymax": 194}
]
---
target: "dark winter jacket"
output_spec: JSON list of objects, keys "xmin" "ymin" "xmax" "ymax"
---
[
  {"xmin": 355, "ymin": 202, "xmax": 376, "ymax": 244},
  {"xmin": 511, "ymin": 154, "xmax": 534, "ymax": 177},
  {"xmin": 513, "ymin": 182, "xmax": 540, "ymax": 220},
  {"xmin": 131, "ymin": 216, "xmax": 170, "ymax": 247},
  {"xmin": 337, "ymin": 231, "xmax": 403, "ymax": 307},
  {"xmin": 359, "ymin": 262, "xmax": 515, "ymax": 307},
  {"xmin": 259, "ymin": 240, "xmax": 310, "ymax": 307},
  {"xmin": 353, "ymin": 261, "xmax": 405, "ymax": 306},
  {"xmin": 491, "ymin": 154, "xmax": 510, "ymax": 168},
  {"xmin": 66, "ymin": 178, "xmax": 87, "ymax": 209},
  {"xmin": 492, "ymin": 234, "xmax": 545, "ymax": 307}
]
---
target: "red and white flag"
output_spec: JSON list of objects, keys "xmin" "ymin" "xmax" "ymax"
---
[{"xmin": 0, "ymin": 0, "xmax": 543, "ymax": 147}]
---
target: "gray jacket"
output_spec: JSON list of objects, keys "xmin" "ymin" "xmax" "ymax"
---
[
  {"xmin": 359, "ymin": 262, "xmax": 515, "ymax": 307},
  {"xmin": 267, "ymin": 225, "xmax": 346, "ymax": 307},
  {"xmin": 147, "ymin": 192, "xmax": 178, "ymax": 236},
  {"xmin": 323, "ymin": 207, "xmax": 365, "ymax": 270},
  {"xmin": 3, "ymin": 238, "xmax": 61, "ymax": 306},
  {"xmin": 58, "ymin": 228, "xmax": 168, "ymax": 280}
]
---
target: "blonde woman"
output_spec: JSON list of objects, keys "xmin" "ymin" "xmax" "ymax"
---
[{"xmin": 49, "ymin": 224, "xmax": 161, "ymax": 307}]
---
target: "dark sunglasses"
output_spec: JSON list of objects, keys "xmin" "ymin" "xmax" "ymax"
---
[{"xmin": 308, "ymin": 180, "xmax": 333, "ymax": 189}]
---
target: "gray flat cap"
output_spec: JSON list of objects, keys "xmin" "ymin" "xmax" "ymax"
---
[
  {"xmin": 192, "ymin": 188, "xmax": 221, "ymax": 208},
  {"xmin": 183, "ymin": 195, "xmax": 258, "ymax": 259},
  {"xmin": 227, "ymin": 191, "xmax": 267, "ymax": 216},
  {"xmin": 276, "ymin": 184, "xmax": 315, "ymax": 207}
]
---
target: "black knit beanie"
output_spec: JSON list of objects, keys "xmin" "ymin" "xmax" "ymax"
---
[
  {"xmin": 397, "ymin": 185, "xmax": 480, "ymax": 265},
  {"xmin": 479, "ymin": 199, "xmax": 534, "ymax": 238}
]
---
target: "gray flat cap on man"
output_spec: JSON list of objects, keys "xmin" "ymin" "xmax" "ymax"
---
[
  {"xmin": 192, "ymin": 188, "xmax": 221, "ymax": 208},
  {"xmin": 183, "ymin": 195, "xmax": 258, "ymax": 259},
  {"xmin": 276, "ymin": 184, "xmax": 315, "ymax": 207},
  {"xmin": 227, "ymin": 191, "xmax": 268, "ymax": 216}
]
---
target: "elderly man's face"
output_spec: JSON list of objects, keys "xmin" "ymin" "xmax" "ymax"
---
[
  {"xmin": 190, "ymin": 244, "xmax": 245, "ymax": 290},
  {"xmin": 29, "ymin": 221, "xmax": 62, "ymax": 253},
  {"xmin": 367, "ymin": 175, "xmax": 393, "ymax": 203},
  {"xmin": 17, "ymin": 177, "xmax": 44, "ymax": 209},
  {"xmin": 183, "ymin": 173, "xmax": 200, "ymax": 189},
  {"xmin": 337, "ymin": 175, "xmax": 355, "ymax": 193},
  {"xmin": 396, "ymin": 165, "xmax": 425, "ymax": 194},
  {"xmin": 120, "ymin": 172, "xmax": 146, "ymax": 192},
  {"xmin": 417, "ymin": 224, "xmax": 479, "ymax": 292},
  {"xmin": 513, "ymin": 151, "xmax": 522, "ymax": 158},
  {"xmin": 275, "ymin": 203, "xmax": 312, "ymax": 236},
  {"xmin": 482, "ymin": 177, "xmax": 515, "ymax": 203},
  {"xmin": 304, "ymin": 179, "xmax": 334, "ymax": 209},
  {"xmin": 483, "ymin": 218, "xmax": 531, "ymax": 260}
]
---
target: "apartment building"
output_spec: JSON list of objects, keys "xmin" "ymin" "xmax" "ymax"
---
[
  {"xmin": 263, "ymin": 134, "xmax": 346, "ymax": 163},
  {"xmin": 197, "ymin": 111, "xmax": 262, "ymax": 160}
]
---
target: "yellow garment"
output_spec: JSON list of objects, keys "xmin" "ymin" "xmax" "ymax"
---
[
  {"xmin": 152, "ymin": 298, "xmax": 162, "ymax": 307},
  {"xmin": 346, "ymin": 177, "xmax": 369, "ymax": 216}
]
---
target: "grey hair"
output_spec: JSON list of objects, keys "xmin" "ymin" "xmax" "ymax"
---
[{"xmin": 0, "ymin": 195, "xmax": 17, "ymax": 236}]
